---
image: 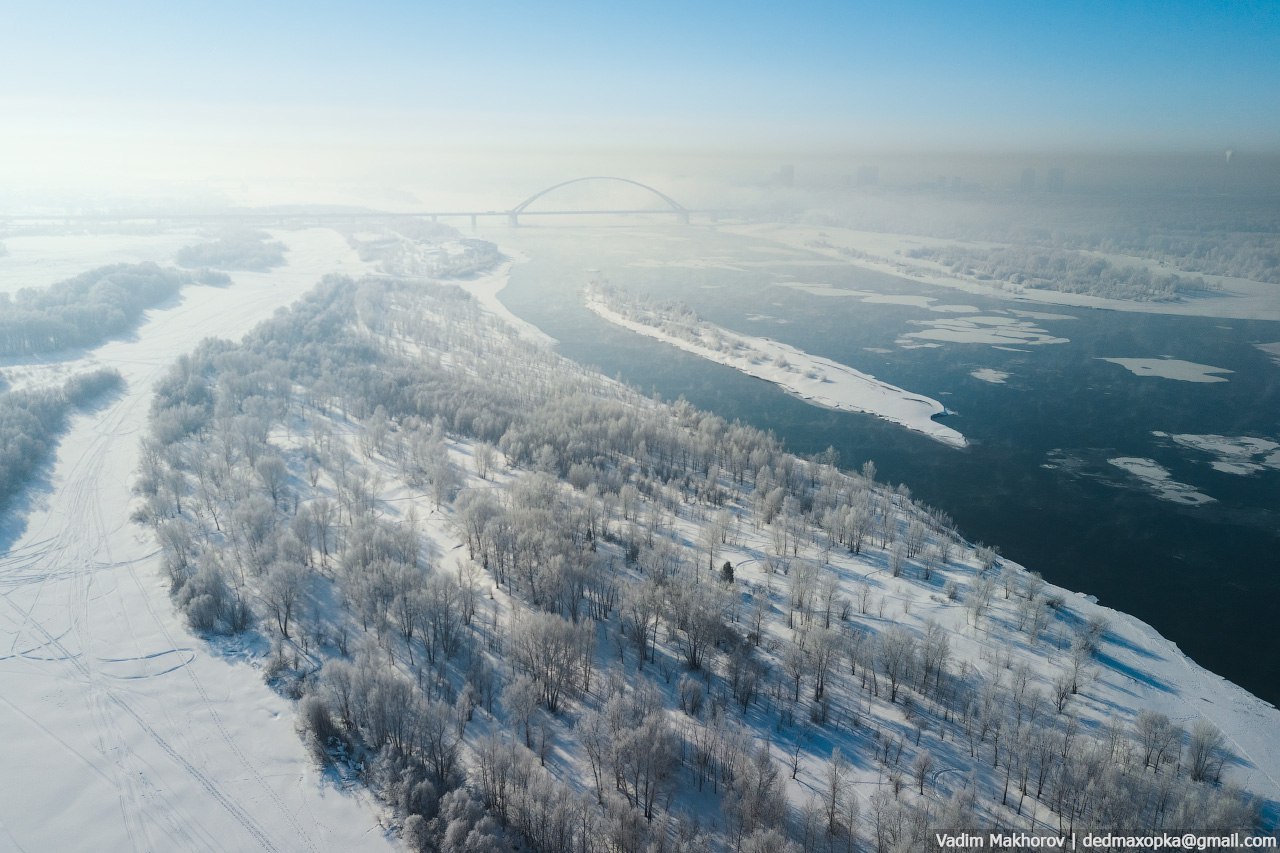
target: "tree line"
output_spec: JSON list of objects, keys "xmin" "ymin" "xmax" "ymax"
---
[
  {"xmin": 803, "ymin": 191, "xmax": 1280, "ymax": 284},
  {"xmin": 134, "ymin": 273, "xmax": 1264, "ymax": 852},
  {"xmin": 0, "ymin": 367, "xmax": 124, "ymax": 511},
  {"xmin": 0, "ymin": 262, "xmax": 226, "ymax": 356},
  {"xmin": 903, "ymin": 245, "xmax": 1214, "ymax": 302},
  {"xmin": 350, "ymin": 227, "xmax": 504, "ymax": 279},
  {"xmin": 175, "ymin": 230, "xmax": 286, "ymax": 271}
]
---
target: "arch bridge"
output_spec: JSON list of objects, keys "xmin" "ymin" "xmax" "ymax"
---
[{"xmin": 506, "ymin": 176, "xmax": 689, "ymax": 225}]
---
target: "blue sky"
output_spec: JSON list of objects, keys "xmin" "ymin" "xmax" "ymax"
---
[{"xmin": 3, "ymin": 0, "xmax": 1279, "ymax": 183}]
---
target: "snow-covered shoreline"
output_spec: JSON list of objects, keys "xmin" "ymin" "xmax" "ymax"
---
[
  {"xmin": 1029, "ymin": 569, "xmax": 1280, "ymax": 806},
  {"xmin": 724, "ymin": 223, "xmax": 1280, "ymax": 322},
  {"xmin": 451, "ymin": 249, "xmax": 556, "ymax": 346},
  {"xmin": 585, "ymin": 286, "xmax": 967, "ymax": 448}
]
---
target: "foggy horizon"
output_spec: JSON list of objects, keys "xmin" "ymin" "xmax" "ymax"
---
[{"xmin": 4, "ymin": 2, "xmax": 1279, "ymax": 200}]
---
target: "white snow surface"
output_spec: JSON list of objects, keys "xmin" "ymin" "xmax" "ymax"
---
[
  {"xmin": 585, "ymin": 291, "xmax": 968, "ymax": 448},
  {"xmin": 1154, "ymin": 431, "xmax": 1280, "ymax": 475},
  {"xmin": 1100, "ymin": 357, "xmax": 1234, "ymax": 383},
  {"xmin": 0, "ymin": 228, "xmax": 395, "ymax": 853},
  {"xmin": 629, "ymin": 256, "xmax": 748, "ymax": 272},
  {"xmin": 898, "ymin": 315, "xmax": 1070, "ymax": 348},
  {"xmin": 779, "ymin": 282, "xmax": 981, "ymax": 314},
  {"xmin": 1107, "ymin": 457, "xmax": 1216, "ymax": 505},
  {"xmin": 970, "ymin": 368, "xmax": 1010, "ymax": 384},
  {"xmin": 5, "ymin": 230, "xmax": 1280, "ymax": 849}
]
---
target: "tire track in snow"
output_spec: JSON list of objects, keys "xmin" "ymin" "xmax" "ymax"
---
[
  {"xmin": 0, "ymin": 590, "xmax": 281, "ymax": 852},
  {"xmin": 0, "ymin": 374, "xmax": 282, "ymax": 852},
  {"xmin": 106, "ymin": 341, "xmax": 323, "ymax": 851},
  {"xmin": 1, "ymin": 232, "xmax": 388, "ymax": 851},
  {"xmin": 125, "ymin": 557, "xmax": 323, "ymax": 853}
]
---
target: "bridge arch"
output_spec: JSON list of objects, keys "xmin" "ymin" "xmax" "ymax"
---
[{"xmin": 509, "ymin": 176, "xmax": 689, "ymax": 224}]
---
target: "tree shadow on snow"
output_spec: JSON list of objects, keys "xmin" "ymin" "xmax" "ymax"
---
[{"xmin": 1093, "ymin": 650, "xmax": 1175, "ymax": 693}]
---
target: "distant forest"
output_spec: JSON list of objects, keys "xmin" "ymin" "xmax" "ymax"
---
[
  {"xmin": 0, "ymin": 263, "xmax": 224, "ymax": 356},
  {"xmin": 808, "ymin": 193, "xmax": 1280, "ymax": 284},
  {"xmin": 351, "ymin": 227, "xmax": 504, "ymax": 279},
  {"xmin": 0, "ymin": 368, "xmax": 124, "ymax": 511},
  {"xmin": 902, "ymin": 245, "xmax": 1214, "ymax": 302},
  {"xmin": 175, "ymin": 230, "xmax": 287, "ymax": 272}
]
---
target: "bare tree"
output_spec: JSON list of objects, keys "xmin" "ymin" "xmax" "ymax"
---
[
  {"xmin": 510, "ymin": 611, "xmax": 586, "ymax": 712},
  {"xmin": 823, "ymin": 747, "xmax": 850, "ymax": 837},
  {"xmin": 263, "ymin": 561, "xmax": 306, "ymax": 639},
  {"xmin": 878, "ymin": 626, "xmax": 916, "ymax": 704},
  {"xmin": 474, "ymin": 441, "xmax": 496, "ymax": 479},
  {"xmin": 1134, "ymin": 710, "xmax": 1182, "ymax": 773},
  {"xmin": 912, "ymin": 750, "xmax": 935, "ymax": 795},
  {"xmin": 503, "ymin": 674, "xmax": 542, "ymax": 748},
  {"xmin": 1187, "ymin": 720, "xmax": 1228, "ymax": 783}
]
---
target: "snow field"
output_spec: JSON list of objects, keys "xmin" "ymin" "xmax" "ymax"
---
[{"xmin": 0, "ymin": 228, "xmax": 395, "ymax": 853}]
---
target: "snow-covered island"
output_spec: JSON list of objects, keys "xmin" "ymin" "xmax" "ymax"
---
[
  {"xmin": 721, "ymin": 223, "xmax": 1280, "ymax": 322},
  {"xmin": 585, "ymin": 281, "xmax": 968, "ymax": 448}
]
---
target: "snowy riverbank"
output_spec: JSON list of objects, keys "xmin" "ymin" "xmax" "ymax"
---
[
  {"xmin": 725, "ymin": 223, "xmax": 1280, "ymax": 322},
  {"xmin": 585, "ymin": 284, "xmax": 967, "ymax": 448},
  {"xmin": 452, "ymin": 249, "xmax": 556, "ymax": 346}
]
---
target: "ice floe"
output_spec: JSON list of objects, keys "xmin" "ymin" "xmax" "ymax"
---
[{"xmin": 1100, "ymin": 358, "xmax": 1233, "ymax": 383}]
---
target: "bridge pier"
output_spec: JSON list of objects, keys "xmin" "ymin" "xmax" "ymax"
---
[
  {"xmin": 470, "ymin": 214, "xmax": 477, "ymax": 231},
  {"xmin": 508, "ymin": 212, "xmax": 519, "ymax": 227}
]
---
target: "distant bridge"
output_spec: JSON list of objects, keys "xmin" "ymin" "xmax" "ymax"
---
[
  {"xmin": 1, "ymin": 176, "xmax": 712, "ymax": 229},
  {"xmin": 507, "ymin": 176, "xmax": 689, "ymax": 225}
]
